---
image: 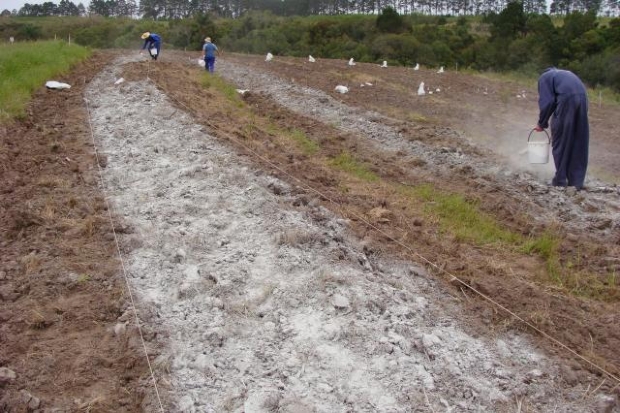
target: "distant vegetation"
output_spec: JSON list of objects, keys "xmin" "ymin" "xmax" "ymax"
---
[
  {"xmin": 0, "ymin": 40, "xmax": 90, "ymax": 121},
  {"xmin": 4, "ymin": 0, "xmax": 620, "ymax": 18},
  {"xmin": 1, "ymin": 3, "xmax": 619, "ymax": 91}
]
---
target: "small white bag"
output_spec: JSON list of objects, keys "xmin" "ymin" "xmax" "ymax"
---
[{"xmin": 150, "ymin": 48, "xmax": 158, "ymax": 56}]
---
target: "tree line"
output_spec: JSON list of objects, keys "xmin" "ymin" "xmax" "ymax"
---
[
  {"xmin": 6, "ymin": 0, "xmax": 620, "ymax": 18},
  {"xmin": 1, "ymin": 5, "xmax": 619, "ymax": 92}
]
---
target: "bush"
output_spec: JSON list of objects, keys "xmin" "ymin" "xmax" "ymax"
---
[
  {"xmin": 431, "ymin": 40, "xmax": 453, "ymax": 66},
  {"xmin": 572, "ymin": 49, "xmax": 620, "ymax": 91},
  {"xmin": 376, "ymin": 7, "xmax": 403, "ymax": 33},
  {"xmin": 370, "ymin": 34, "xmax": 421, "ymax": 64}
]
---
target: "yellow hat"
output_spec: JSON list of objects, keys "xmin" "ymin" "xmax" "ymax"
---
[
  {"xmin": 204, "ymin": 37, "xmax": 211, "ymax": 42},
  {"xmin": 141, "ymin": 32, "xmax": 150, "ymax": 39}
]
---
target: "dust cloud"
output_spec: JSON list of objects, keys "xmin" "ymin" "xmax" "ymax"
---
[{"xmin": 460, "ymin": 104, "xmax": 556, "ymax": 183}]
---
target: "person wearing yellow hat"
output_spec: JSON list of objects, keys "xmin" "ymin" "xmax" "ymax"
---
[
  {"xmin": 140, "ymin": 32, "xmax": 161, "ymax": 60},
  {"xmin": 202, "ymin": 37, "xmax": 219, "ymax": 73}
]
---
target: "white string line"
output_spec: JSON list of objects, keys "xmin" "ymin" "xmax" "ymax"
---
[
  {"xmin": 83, "ymin": 96, "xmax": 165, "ymax": 413},
  {"xmin": 149, "ymin": 74, "xmax": 620, "ymax": 386}
]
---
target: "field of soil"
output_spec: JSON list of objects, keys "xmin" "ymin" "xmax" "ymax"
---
[{"xmin": 1, "ymin": 50, "xmax": 619, "ymax": 412}]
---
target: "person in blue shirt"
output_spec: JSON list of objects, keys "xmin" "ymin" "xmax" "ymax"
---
[
  {"xmin": 202, "ymin": 37, "xmax": 219, "ymax": 73},
  {"xmin": 141, "ymin": 32, "xmax": 161, "ymax": 61},
  {"xmin": 534, "ymin": 68, "xmax": 589, "ymax": 189}
]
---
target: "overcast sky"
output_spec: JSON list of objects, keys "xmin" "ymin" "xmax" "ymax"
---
[{"xmin": 1, "ymin": 0, "xmax": 91, "ymax": 12}]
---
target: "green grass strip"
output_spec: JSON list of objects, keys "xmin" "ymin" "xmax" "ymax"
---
[
  {"xmin": 0, "ymin": 41, "xmax": 91, "ymax": 122},
  {"xmin": 404, "ymin": 183, "xmax": 618, "ymax": 299},
  {"xmin": 329, "ymin": 152, "xmax": 378, "ymax": 182},
  {"xmin": 201, "ymin": 73, "xmax": 244, "ymax": 107},
  {"xmin": 404, "ymin": 183, "xmax": 521, "ymax": 246},
  {"xmin": 289, "ymin": 128, "xmax": 319, "ymax": 154},
  {"xmin": 521, "ymin": 229, "xmax": 562, "ymax": 283}
]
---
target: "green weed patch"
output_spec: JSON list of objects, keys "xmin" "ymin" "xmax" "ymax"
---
[
  {"xmin": 200, "ymin": 73, "xmax": 244, "ymax": 107},
  {"xmin": 288, "ymin": 128, "xmax": 319, "ymax": 154},
  {"xmin": 405, "ymin": 183, "xmax": 520, "ymax": 246},
  {"xmin": 329, "ymin": 152, "xmax": 378, "ymax": 182}
]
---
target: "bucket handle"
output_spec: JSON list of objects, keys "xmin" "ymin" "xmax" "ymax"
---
[{"xmin": 528, "ymin": 128, "xmax": 550, "ymax": 143}]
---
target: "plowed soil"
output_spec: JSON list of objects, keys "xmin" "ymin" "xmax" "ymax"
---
[
  {"xmin": 1, "ymin": 52, "xmax": 152, "ymax": 412},
  {"xmin": 1, "ymin": 50, "xmax": 619, "ymax": 412}
]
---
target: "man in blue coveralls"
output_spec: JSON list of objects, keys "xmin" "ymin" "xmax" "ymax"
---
[
  {"xmin": 534, "ymin": 68, "xmax": 589, "ymax": 189},
  {"xmin": 202, "ymin": 37, "xmax": 219, "ymax": 73},
  {"xmin": 141, "ymin": 32, "xmax": 161, "ymax": 60}
]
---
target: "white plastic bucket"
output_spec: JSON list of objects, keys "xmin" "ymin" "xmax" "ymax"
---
[{"xmin": 527, "ymin": 129, "xmax": 550, "ymax": 164}]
